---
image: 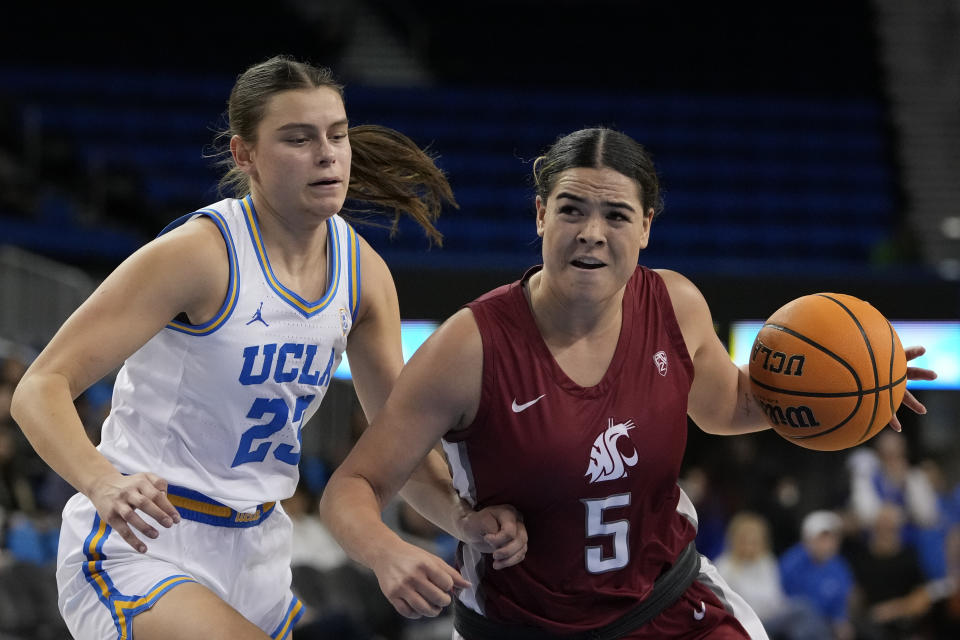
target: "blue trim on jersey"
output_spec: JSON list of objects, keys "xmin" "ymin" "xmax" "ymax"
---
[
  {"xmin": 158, "ymin": 211, "xmax": 199, "ymax": 236},
  {"xmin": 347, "ymin": 223, "xmax": 361, "ymax": 323},
  {"xmin": 166, "ymin": 484, "xmax": 276, "ymax": 528},
  {"xmin": 81, "ymin": 514, "xmax": 196, "ymax": 638},
  {"xmin": 161, "ymin": 208, "xmax": 241, "ymax": 336},
  {"xmin": 240, "ymin": 195, "xmax": 341, "ymax": 318},
  {"xmin": 271, "ymin": 596, "xmax": 305, "ymax": 639}
]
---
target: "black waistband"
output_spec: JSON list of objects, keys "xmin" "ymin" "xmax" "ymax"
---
[{"xmin": 454, "ymin": 541, "xmax": 700, "ymax": 640}]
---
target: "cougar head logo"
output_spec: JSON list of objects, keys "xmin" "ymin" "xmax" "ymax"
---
[{"xmin": 585, "ymin": 419, "xmax": 638, "ymax": 483}]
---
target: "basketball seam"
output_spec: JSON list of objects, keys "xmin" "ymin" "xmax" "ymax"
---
[
  {"xmin": 818, "ymin": 294, "xmax": 880, "ymax": 444},
  {"xmin": 782, "ymin": 374, "xmax": 909, "ymax": 440},
  {"xmin": 758, "ymin": 371, "xmax": 907, "ymax": 441},
  {"xmin": 749, "ymin": 375, "xmax": 906, "ymax": 398},
  {"xmin": 887, "ymin": 321, "xmax": 896, "ymax": 419}
]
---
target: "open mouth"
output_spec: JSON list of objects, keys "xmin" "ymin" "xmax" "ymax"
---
[
  {"xmin": 309, "ymin": 179, "xmax": 340, "ymax": 187},
  {"xmin": 571, "ymin": 258, "xmax": 606, "ymax": 270}
]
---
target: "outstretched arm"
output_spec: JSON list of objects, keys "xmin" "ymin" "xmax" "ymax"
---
[{"xmin": 658, "ymin": 270, "xmax": 937, "ymax": 435}]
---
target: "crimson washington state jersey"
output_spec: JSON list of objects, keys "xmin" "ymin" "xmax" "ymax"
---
[{"xmin": 442, "ymin": 265, "xmax": 700, "ymax": 634}]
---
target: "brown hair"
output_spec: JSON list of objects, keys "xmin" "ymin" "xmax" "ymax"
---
[
  {"xmin": 532, "ymin": 127, "xmax": 663, "ymax": 219},
  {"xmin": 213, "ymin": 55, "xmax": 454, "ymax": 244}
]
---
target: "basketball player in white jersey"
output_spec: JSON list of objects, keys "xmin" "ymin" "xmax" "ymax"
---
[{"xmin": 10, "ymin": 56, "xmax": 526, "ymax": 640}]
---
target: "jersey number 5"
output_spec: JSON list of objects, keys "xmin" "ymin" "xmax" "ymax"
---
[
  {"xmin": 231, "ymin": 394, "xmax": 315, "ymax": 467},
  {"xmin": 582, "ymin": 493, "xmax": 631, "ymax": 573}
]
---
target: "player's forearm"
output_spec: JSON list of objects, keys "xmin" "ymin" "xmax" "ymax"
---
[
  {"xmin": 724, "ymin": 365, "xmax": 774, "ymax": 433},
  {"xmin": 695, "ymin": 365, "xmax": 772, "ymax": 435},
  {"xmin": 398, "ymin": 448, "xmax": 471, "ymax": 540},
  {"xmin": 11, "ymin": 372, "xmax": 119, "ymax": 495},
  {"xmin": 318, "ymin": 472, "xmax": 410, "ymax": 570}
]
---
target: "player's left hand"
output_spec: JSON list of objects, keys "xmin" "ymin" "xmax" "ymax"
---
[
  {"xmin": 890, "ymin": 345, "xmax": 937, "ymax": 432},
  {"xmin": 458, "ymin": 504, "xmax": 527, "ymax": 569}
]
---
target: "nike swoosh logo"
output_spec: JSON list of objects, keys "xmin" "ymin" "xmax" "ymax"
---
[
  {"xmin": 693, "ymin": 601, "xmax": 706, "ymax": 621},
  {"xmin": 511, "ymin": 394, "xmax": 546, "ymax": 413}
]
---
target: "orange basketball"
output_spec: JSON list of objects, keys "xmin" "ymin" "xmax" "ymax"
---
[{"xmin": 748, "ymin": 293, "xmax": 907, "ymax": 451}]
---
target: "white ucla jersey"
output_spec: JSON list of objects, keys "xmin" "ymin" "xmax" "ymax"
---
[{"xmin": 99, "ymin": 195, "xmax": 361, "ymax": 512}]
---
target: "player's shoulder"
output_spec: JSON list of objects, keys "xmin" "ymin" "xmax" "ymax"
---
[
  {"xmin": 348, "ymin": 229, "xmax": 395, "ymax": 322},
  {"xmin": 652, "ymin": 269, "xmax": 709, "ymax": 315},
  {"xmin": 119, "ymin": 212, "xmax": 232, "ymax": 314},
  {"xmin": 353, "ymin": 230, "xmax": 388, "ymax": 274},
  {"xmin": 652, "ymin": 268, "xmax": 698, "ymax": 295},
  {"xmin": 414, "ymin": 307, "xmax": 482, "ymax": 368},
  {"xmin": 152, "ymin": 215, "xmax": 229, "ymax": 270}
]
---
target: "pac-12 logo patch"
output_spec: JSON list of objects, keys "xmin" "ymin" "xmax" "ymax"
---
[
  {"xmin": 585, "ymin": 418, "xmax": 638, "ymax": 483},
  {"xmin": 653, "ymin": 350, "xmax": 668, "ymax": 376}
]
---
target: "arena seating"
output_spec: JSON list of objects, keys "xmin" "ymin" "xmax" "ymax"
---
[{"xmin": 0, "ymin": 67, "xmax": 900, "ymax": 277}]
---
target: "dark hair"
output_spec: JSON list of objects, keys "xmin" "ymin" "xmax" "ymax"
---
[
  {"xmin": 213, "ymin": 55, "xmax": 453, "ymax": 244},
  {"xmin": 532, "ymin": 128, "xmax": 663, "ymax": 218}
]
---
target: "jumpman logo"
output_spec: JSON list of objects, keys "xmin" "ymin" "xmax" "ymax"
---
[{"xmin": 246, "ymin": 302, "xmax": 269, "ymax": 327}]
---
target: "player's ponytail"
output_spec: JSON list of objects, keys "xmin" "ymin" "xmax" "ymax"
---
[{"xmin": 344, "ymin": 124, "xmax": 453, "ymax": 245}]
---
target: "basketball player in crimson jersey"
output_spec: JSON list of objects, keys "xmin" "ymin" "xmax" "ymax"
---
[{"xmin": 319, "ymin": 128, "xmax": 934, "ymax": 639}]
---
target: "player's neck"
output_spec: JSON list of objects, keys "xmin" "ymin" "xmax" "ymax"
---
[
  {"xmin": 250, "ymin": 193, "xmax": 330, "ymax": 276},
  {"xmin": 525, "ymin": 271, "xmax": 623, "ymax": 342}
]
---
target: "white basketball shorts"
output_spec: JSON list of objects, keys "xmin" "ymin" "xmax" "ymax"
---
[{"xmin": 57, "ymin": 486, "xmax": 303, "ymax": 639}]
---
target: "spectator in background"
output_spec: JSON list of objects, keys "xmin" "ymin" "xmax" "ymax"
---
[
  {"xmin": 715, "ymin": 512, "xmax": 830, "ymax": 640},
  {"xmin": 847, "ymin": 431, "xmax": 939, "ymax": 532},
  {"xmin": 932, "ymin": 522, "xmax": 960, "ymax": 636},
  {"xmin": 764, "ymin": 475, "xmax": 806, "ymax": 557},
  {"xmin": 911, "ymin": 457, "xmax": 960, "ymax": 581},
  {"xmin": 847, "ymin": 502, "xmax": 933, "ymax": 640},
  {"xmin": 779, "ymin": 510, "xmax": 855, "ymax": 640}
]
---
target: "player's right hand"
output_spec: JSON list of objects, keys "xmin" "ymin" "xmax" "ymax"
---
[
  {"xmin": 371, "ymin": 539, "xmax": 470, "ymax": 619},
  {"xmin": 86, "ymin": 471, "xmax": 181, "ymax": 553}
]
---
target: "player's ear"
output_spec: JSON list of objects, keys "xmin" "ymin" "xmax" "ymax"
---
[
  {"xmin": 638, "ymin": 206, "xmax": 654, "ymax": 249},
  {"xmin": 535, "ymin": 195, "xmax": 546, "ymax": 238},
  {"xmin": 231, "ymin": 135, "xmax": 256, "ymax": 176}
]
